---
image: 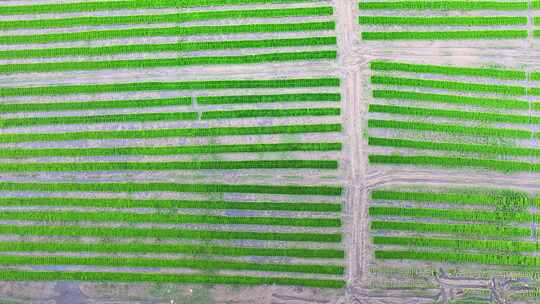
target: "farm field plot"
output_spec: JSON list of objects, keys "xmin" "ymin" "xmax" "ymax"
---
[
  {"xmin": 366, "ymin": 60, "xmax": 540, "ymax": 174},
  {"xmin": 358, "ymin": 0, "xmax": 531, "ymax": 44},
  {"xmin": 367, "ymin": 186, "xmax": 540, "ymax": 303}
]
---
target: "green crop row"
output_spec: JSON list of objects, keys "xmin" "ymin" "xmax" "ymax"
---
[
  {"xmin": 0, "ymin": 210, "xmax": 342, "ymax": 227},
  {"xmin": 0, "ymin": 224, "xmax": 343, "ymax": 242},
  {"xmin": 369, "ymin": 104, "xmax": 536, "ymax": 124},
  {"xmin": 375, "ymin": 249, "xmax": 540, "ymax": 269},
  {"xmin": 0, "ymin": 0, "xmax": 322, "ymax": 15},
  {"xmin": 371, "ymin": 189, "xmax": 525, "ymax": 207},
  {"xmin": 358, "ymin": 1, "xmax": 528, "ymax": 10},
  {"xmin": 370, "ymin": 61, "xmax": 526, "ymax": 80},
  {"xmin": 362, "ymin": 30, "xmax": 528, "ymax": 41},
  {"xmin": 0, "ymin": 197, "xmax": 342, "ymax": 212},
  {"xmin": 0, "ymin": 51, "xmax": 337, "ymax": 74},
  {"xmin": 373, "ymin": 236, "xmax": 539, "ymax": 252},
  {"xmin": 367, "ymin": 119, "xmax": 532, "ymax": 138},
  {"xmin": 0, "ymin": 7, "xmax": 333, "ymax": 30},
  {"xmin": 369, "ymin": 154, "xmax": 540, "ymax": 173},
  {"xmin": 201, "ymin": 107, "xmax": 340, "ymax": 119},
  {"xmin": 0, "ymin": 255, "xmax": 344, "ymax": 275},
  {"xmin": 0, "ymin": 22, "xmax": 336, "ymax": 45},
  {"xmin": 0, "ymin": 269, "xmax": 346, "ymax": 288},
  {"xmin": 0, "ymin": 182, "xmax": 343, "ymax": 196},
  {"xmin": 0, "ymin": 240, "xmax": 344, "ymax": 258},
  {"xmin": 370, "ymin": 220, "xmax": 531, "ymax": 237},
  {"xmin": 198, "ymin": 93, "xmax": 340, "ymax": 104},
  {"xmin": 371, "ymin": 75, "xmax": 527, "ymax": 95},
  {"xmin": 0, "ymin": 37, "xmax": 337, "ymax": 60},
  {"xmin": 0, "ymin": 97, "xmax": 192, "ymax": 113},
  {"xmin": 360, "ymin": 16, "xmax": 528, "ymax": 27},
  {"xmin": 0, "ymin": 78, "xmax": 340, "ymax": 97},
  {"xmin": 0, "ymin": 123, "xmax": 341, "ymax": 144},
  {"xmin": 0, "ymin": 142, "xmax": 342, "ymax": 159},
  {"xmin": 368, "ymin": 137, "xmax": 540, "ymax": 158},
  {"xmin": 369, "ymin": 206, "xmax": 533, "ymax": 223},
  {"xmin": 0, "ymin": 111, "xmax": 197, "ymax": 128},
  {"xmin": 372, "ymin": 90, "xmax": 529, "ymax": 110},
  {"xmin": 0, "ymin": 159, "xmax": 339, "ymax": 172}
]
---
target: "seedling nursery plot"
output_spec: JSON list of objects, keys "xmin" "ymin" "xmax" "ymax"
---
[
  {"xmin": 0, "ymin": 0, "xmax": 346, "ymax": 293},
  {"xmin": 367, "ymin": 186, "xmax": 540, "ymax": 301},
  {"xmin": 366, "ymin": 60, "xmax": 540, "ymax": 174}
]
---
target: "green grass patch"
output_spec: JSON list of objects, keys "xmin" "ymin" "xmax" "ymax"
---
[
  {"xmin": 197, "ymin": 93, "xmax": 340, "ymax": 105},
  {"xmin": 360, "ymin": 16, "xmax": 527, "ymax": 26},
  {"xmin": 373, "ymin": 236, "xmax": 539, "ymax": 252},
  {"xmin": 372, "ymin": 90, "xmax": 529, "ymax": 109},
  {"xmin": 0, "ymin": 51, "xmax": 337, "ymax": 74},
  {"xmin": 0, "ymin": 78, "xmax": 340, "ymax": 97},
  {"xmin": 0, "ymin": 97, "xmax": 191, "ymax": 113},
  {"xmin": 0, "ymin": 241, "xmax": 344, "ymax": 258},
  {"xmin": 0, "ymin": 182, "xmax": 343, "ymax": 196},
  {"xmin": 0, "ymin": 123, "xmax": 341, "ymax": 143},
  {"xmin": 0, "ymin": 197, "xmax": 342, "ymax": 212},
  {"xmin": 0, "ymin": 269, "xmax": 345, "ymax": 288},
  {"xmin": 370, "ymin": 220, "xmax": 531, "ymax": 237},
  {"xmin": 201, "ymin": 107, "xmax": 340, "ymax": 119},
  {"xmin": 0, "ymin": 7, "xmax": 333, "ymax": 30},
  {"xmin": 0, "ymin": 142, "xmax": 342, "ymax": 159},
  {"xmin": 369, "ymin": 154, "xmax": 540, "ymax": 173},
  {"xmin": 371, "ymin": 75, "xmax": 526, "ymax": 95},
  {"xmin": 367, "ymin": 119, "xmax": 532, "ymax": 138},
  {"xmin": 359, "ymin": 1, "xmax": 527, "ymax": 10},
  {"xmin": 368, "ymin": 104, "xmax": 534, "ymax": 124},
  {"xmin": 368, "ymin": 137, "xmax": 540, "ymax": 158},
  {"xmin": 0, "ymin": 224, "xmax": 343, "ymax": 242},
  {"xmin": 370, "ymin": 61, "xmax": 526, "ymax": 80},
  {"xmin": 0, "ymin": 37, "xmax": 337, "ymax": 60},
  {"xmin": 362, "ymin": 30, "xmax": 528, "ymax": 40},
  {"xmin": 0, "ymin": 22, "xmax": 336, "ymax": 45}
]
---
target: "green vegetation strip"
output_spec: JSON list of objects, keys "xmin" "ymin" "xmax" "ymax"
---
[
  {"xmin": 0, "ymin": 0, "xmax": 322, "ymax": 15},
  {"xmin": 0, "ymin": 123, "xmax": 341, "ymax": 144},
  {"xmin": 0, "ymin": 22, "xmax": 336, "ymax": 45},
  {"xmin": 0, "ymin": 182, "xmax": 343, "ymax": 196},
  {"xmin": 368, "ymin": 137, "xmax": 540, "ymax": 158},
  {"xmin": 0, "ymin": 160, "xmax": 339, "ymax": 172},
  {"xmin": 362, "ymin": 30, "xmax": 528, "ymax": 40},
  {"xmin": 0, "ymin": 241, "xmax": 344, "ymax": 258},
  {"xmin": 0, "ymin": 197, "xmax": 342, "ymax": 212},
  {"xmin": 367, "ymin": 119, "xmax": 532, "ymax": 138},
  {"xmin": 0, "ymin": 112, "xmax": 197, "ymax": 128},
  {"xmin": 372, "ymin": 90, "xmax": 529, "ymax": 110},
  {"xmin": 371, "ymin": 75, "xmax": 526, "ymax": 95},
  {"xmin": 197, "ymin": 93, "xmax": 341, "ymax": 104},
  {"xmin": 0, "ymin": 210, "xmax": 342, "ymax": 227},
  {"xmin": 370, "ymin": 221, "xmax": 531, "ymax": 237},
  {"xmin": 201, "ymin": 107, "xmax": 340, "ymax": 119},
  {"xmin": 370, "ymin": 61, "xmax": 526, "ymax": 80},
  {"xmin": 0, "ymin": 269, "xmax": 345, "ymax": 288},
  {"xmin": 369, "ymin": 154, "xmax": 540, "ymax": 173},
  {"xmin": 373, "ymin": 236, "xmax": 539, "ymax": 252},
  {"xmin": 0, "ymin": 51, "xmax": 337, "ymax": 74},
  {"xmin": 358, "ymin": 1, "xmax": 528, "ymax": 10},
  {"xmin": 0, "ymin": 97, "xmax": 192, "ymax": 113},
  {"xmin": 0, "ymin": 78, "xmax": 340, "ymax": 97},
  {"xmin": 0, "ymin": 255, "xmax": 343, "ymax": 275},
  {"xmin": 375, "ymin": 250, "xmax": 540, "ymax": 269},
  {"xmin": 368, "ymin": 104, "xmax": 536, "ymax": 124},
  {"xmin": 360, "ymin": 16, "xmax": 528, "ymax": 27},
  {"xmin": 0, "ymin": 142, "xmax": 342, "ymax": 159},
  {"xmin": 369, "ymin": 206, "xmax": 533, "ymax": 223},
  {"xmin": 0, "ymin": 37, "xmax": 337, "ymax": 60},
  {"xmin": 0, "ymin": 224, "xmax": 343, "ymax": 242},
  {"xmin": 0, "ymin": 7, "xmax": 333, "ymax": 30}
]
